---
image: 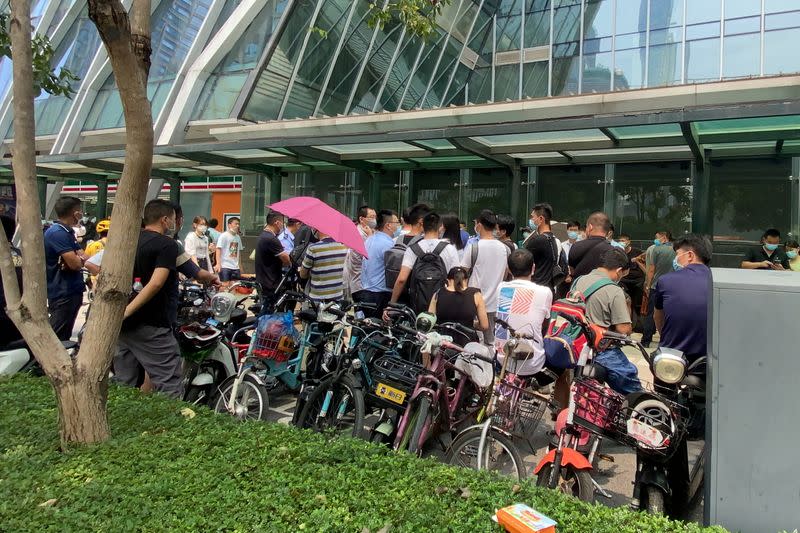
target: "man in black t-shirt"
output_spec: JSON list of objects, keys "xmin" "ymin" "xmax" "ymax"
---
[
  {"xmin": 568, "ymin": 211, "xmax": 615, "ymax": 279},
  {"xmin": 525, "ymin": 203, "xmax": 563, "ymax": 290},
  {"xmin": 114, "ymin": 200, "xmax": 183, "ymax": 398},
  {"xmin": 255, "ymin": 212, "xmax": 290, "ymax": 304}
]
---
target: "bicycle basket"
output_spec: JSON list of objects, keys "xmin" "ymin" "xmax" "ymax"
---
[
  {"xmin": 615, "ymin": 392, "xmax": 688, "ymax": 457},
  {"xmin": 368, "ymin": 355, "xmax": 427, "ymax": 408},
  {"xmin": 252, "ymin": 312, "xmax": 298, "ymax": 362},
  {"xmin": 491, "ymin": 378, "xmax": 548, "ymax": 439},
  {"xmin": 571, "ymin": 378, "xmax": 625, "ymax": 434}
]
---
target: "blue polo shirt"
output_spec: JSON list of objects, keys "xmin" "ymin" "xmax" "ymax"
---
[
  {"xmin": 361, "ymin": 231, "xmax": 395, "ymax": 292},
  {"xmin": 653, "ymin": 263, "xmax": 711, "ymax": 360},
  {"xmin": 44, "ymin": 223, "xmax": 85, "ymax": 301}
]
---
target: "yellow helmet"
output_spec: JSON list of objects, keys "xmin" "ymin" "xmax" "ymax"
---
[{"xmin": 96, "ymin": 219, "xmax": 111, "ymax": 234}]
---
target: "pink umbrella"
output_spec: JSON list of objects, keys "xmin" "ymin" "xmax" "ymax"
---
[{"xmin": 267, "ymin": 197, "xmax": 368, "ymax": 258}]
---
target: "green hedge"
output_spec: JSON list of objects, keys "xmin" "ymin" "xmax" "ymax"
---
[{"xmin": 0, "ymin": 376, "xmax": 726, "ymax": 532}]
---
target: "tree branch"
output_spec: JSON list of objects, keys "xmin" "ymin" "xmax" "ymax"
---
[{"xmin": 0, "ymin": 235, "xmax": 20, "ymax": 310}]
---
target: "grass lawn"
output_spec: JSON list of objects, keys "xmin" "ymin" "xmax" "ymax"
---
[{"xmin": 0, "ymin": 376, "xmax": 726, "ymax": 532}]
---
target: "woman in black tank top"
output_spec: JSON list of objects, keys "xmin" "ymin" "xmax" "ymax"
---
[{"xmin": 429, "ymin": 267, "xmax": 489, "ymax": 341}]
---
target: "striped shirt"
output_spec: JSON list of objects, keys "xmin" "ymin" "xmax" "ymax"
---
[{"xmin": 301, "ymin": 237, "xmax": 348, "ymax": 301}]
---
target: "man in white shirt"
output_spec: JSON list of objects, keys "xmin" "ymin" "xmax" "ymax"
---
[
  {"xmin": 388, "ymin": 212, "xmax": 459, "ymax": 313},
  {"xmin": 462, "ymin": 209, "xmax": 510, "ymax": 346},
  {"xmin": 562, "ymin": 220, "xmax": 581, "ymax": 261},
  {"xmin": 214, "ymin": 217, "xmax": 244, "ymax": 282},
  {"xmin": 495, "ymin": 249, "xmax": 553, "ymax": 376}
]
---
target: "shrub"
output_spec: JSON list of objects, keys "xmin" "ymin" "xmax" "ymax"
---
[{"xmin": 0, "ymin": 376, "xmax": 726, "ymax": 532}]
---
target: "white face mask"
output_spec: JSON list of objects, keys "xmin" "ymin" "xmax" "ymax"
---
[{"xmin": 197, "ymin": 225, "xmax": 207, "ymax": 234}]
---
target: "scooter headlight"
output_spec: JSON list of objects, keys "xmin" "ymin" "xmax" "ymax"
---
[
  {"xmin": 652, "ymin": 348, "xmax": 687, "ymax": 384},
  {"xmin": 211, "ymin": 292, "xmax": 236, "ymax": 323}
]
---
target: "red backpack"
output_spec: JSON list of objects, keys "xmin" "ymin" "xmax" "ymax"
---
[{"xmin": 543, "ymin": 276, "xmax": 615, "ymax": 368}]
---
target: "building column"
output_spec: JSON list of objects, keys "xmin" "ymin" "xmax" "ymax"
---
[
  {"xmin": 38, "ymin": 177, "xmax": 47, "ymax": 217},
  {"xmin": 458, "ymin": 168, "xmax": 471, "ymax": 222},
  {"xmin": 790, "ymin": 158, "xmax": 800, "ymax": 241},
  {"xmin": 524, "ymin": 166, "xmax": 539, "ymax": 224},
  {"xmin": 399, "ymin": 170, "xmax": 413, "ymax": 212},
  {"xmin": 269, "ymin": 172, "xmax": 282, "ymax": 203},
  {"xmin": 168, "ymin": 178, "xmax": 181, "ymax": 206},
  {"xmin": 691, "ymin": 159, "xmax": 712, "ymax": 237},
  {"xmin": 146, "ymin": 179, "xmax": 165, "ymax": 202},
  {"xmin": 603, "ymin": 163, "xmax": 616, "ymax": 220},
  {"xmin": 95, "ymin": 179, "xmax": 108, "ymax": 219},
  {"xmin": 510, "ymin": 164, "xmax": 522, "ymax": 223},
  {"xmin": 368, "ymin": 171, "xmax": 381, "ymax": 209}
]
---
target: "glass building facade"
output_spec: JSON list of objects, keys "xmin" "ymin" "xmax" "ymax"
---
[{"xmin": 2, "ymin": 0, "xmax": 800, "ymax": 263}]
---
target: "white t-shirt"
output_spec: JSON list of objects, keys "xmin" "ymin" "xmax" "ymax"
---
[
  {"xmin": 461, "ymin": 239, "xmax": 510, "ymax": 312},
  {"xmin": 401, "ymin": 238, "xmax": 460, "ymax": 274},
  {"xmin": 216, "ymin": 231, "xmax": 244, "ymax": 270},
  {"xmin": 494, "ymin": 279, "xmax": 553, "ymax": 376},
  {"xmin": 184, "ymin": 232, "xmax": 211, "ymax": 264}
]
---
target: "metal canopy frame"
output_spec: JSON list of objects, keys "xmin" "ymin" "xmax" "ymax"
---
[{"xmin": 4, "ymin": 90, "xmax": 800, "ymax": 182}]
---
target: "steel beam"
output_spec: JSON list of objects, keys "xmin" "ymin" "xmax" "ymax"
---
[
  {"xmin": 691, "ymin": 158, "xmax": 712, "ymax": 237},
  {"xmin": 599, "ymin": 127, "xmax": 619, "ymax": 146},
  {"xmin": 603, "ymin": 164, "xmax": 616, "ymax": 221},
  {"xmin": 81, "ymin": 159, "xmax": 181, "ymax": 181},
  {"xmin": 285, "ymin": 146, "xmax": 381, "ymax": 173},
  {"xmin": 449, "ymin": 137, "xmax": 517, "ymax": 169},
  {"xmin": 171, "ymin": 151, "xmax": 283, "ymax": 174},
  {"xmin": 680, "ymin": 122, "xmax": 705, "ymax": 171}
]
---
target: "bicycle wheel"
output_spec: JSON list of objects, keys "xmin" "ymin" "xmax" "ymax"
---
[
  {"xmin": 295, "ymin": 374, "xmax": 365, "ymax": 439},
  {"xmin": 407, "ymin": 396, "xmax": 431, "ymax": 455},
  {"xmin": 211, "ymin": 374, "xmax": 270, "ymax": 421},
  {"xmin": 446, "ymin": 426, "xmax": 526, "ymax": 480},
  {"xmin": 535, "ymin": 463, "xmax": 595, "ymax": 503}
]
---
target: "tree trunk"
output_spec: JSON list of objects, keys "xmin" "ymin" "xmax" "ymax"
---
[
  {"xmin": 52, "ymin": 373, "xmax": 110, "ymax": 444},
  {"xmin": 0, "ymin": 0, "xmax": 153, "ymax": 447}
]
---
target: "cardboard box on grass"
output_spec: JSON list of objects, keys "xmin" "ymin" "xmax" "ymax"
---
[{"xmin": 492, "ymin": 503, "xmax": 557, "ymax": 533}]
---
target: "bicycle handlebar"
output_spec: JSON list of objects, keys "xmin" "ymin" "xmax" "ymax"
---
[{"xmin": 494, "ymin": 318, "xmax": 536, "ymax": 341}]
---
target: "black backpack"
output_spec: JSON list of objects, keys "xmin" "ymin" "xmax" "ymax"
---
[
  {"xmin": 384, "ymin": 234, "xmax": 422, "ymax": 291},
  {"xmin": 408, "ymin": 241, "xmax": 449, "ymax": 313}
]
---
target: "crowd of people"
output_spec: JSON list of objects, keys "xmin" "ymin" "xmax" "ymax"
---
[{"xmin": 2, "ymin": 192, "xmax": 799, "ymax": 403}]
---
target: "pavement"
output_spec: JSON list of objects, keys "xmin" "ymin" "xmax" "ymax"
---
[{"xmin": 75, "ymin": 299, "xmax": 704, "ymax": 523}]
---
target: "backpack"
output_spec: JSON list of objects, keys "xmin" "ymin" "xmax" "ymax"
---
[
  {"xmin": 407, "ymin": 241, "xmax": 449, "ymax": 313},
  {"xmin": 384, "ymin": 234, "xmax": 422, "ymax": 291},
  {"xmin": 543, "ymin": 276, "xmax": 615, "ymax": 369}
]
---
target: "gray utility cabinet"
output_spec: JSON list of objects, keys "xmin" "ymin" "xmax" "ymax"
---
[{"xmin": 709, "ymin": 268, "xmax": 800, "ymax": 532}]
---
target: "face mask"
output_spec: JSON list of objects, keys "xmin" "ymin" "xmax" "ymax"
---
[
  {"xmin": 197, "ymin": 225, "xmax": 207, "ymax": 234},
  {"xmin": 653, "ymin": 238, "xmax": 662, "ymax": 246},
  {"xmin": 528, "ymin": 219, "xmax": 536, "ymax": 231},
  {"xmin": 366, "ymin": 219, "xmax": 377, "ymax": 230},
  {"xmin": 393, "ymin": 226, "xmax": 402, "ymax": 238},
  {"xmin": 764, "ymin": 243, "xmax": 779, "ymax": 252},
  {"xmin": 492, "ymin": 230, "xmax": 500, "ymax": 239},
  {"xmin": 611, "ymin": 240, "xmax": 626, "ymax": 249},
  {"xmin": 567, "ymin": 231, "xmax": 579, "ymax": 241},
  {"xmin": 787, "ymin": 251, "xmax": 798, "ymax": 259}
]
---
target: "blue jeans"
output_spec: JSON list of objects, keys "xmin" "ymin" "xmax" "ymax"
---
[
  {"xmin": 220, "ymin": 268, "xmax": 241, "ymax": 282},
  {"xmin": 594, "ymin": 347, "xmax": 642, "ymax": 395}
]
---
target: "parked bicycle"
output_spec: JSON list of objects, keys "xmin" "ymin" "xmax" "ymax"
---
[{"xmin": 446, "ymin": 318, "xmax": 557, "ymax": 480}]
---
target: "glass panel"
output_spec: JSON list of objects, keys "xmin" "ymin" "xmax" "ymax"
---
[
  {"xmin": 465, "ymin": 168, "xmax": 512, "ymax": 219},
  {"xmin": 496, "ymin": 0, "xmax": 522, "ymax": 53},
  {"xmin": 766, "ymin": 0, "xmax": 798, "ymax": 13},
  {"xmin": 765, "ymin": 11, "xmax": 800, "ymax": 30},
  {"xmin": 495, "ymin": 63, "xmax": 520, "ymax": 100},
  {"xmin": 193, "ymin": 1, "xmax": 286, "ymax": 120},
  {"xmin": 525, "ymin": 0, "xmax": 551, "ymax": 48},
  {"xmin": 552, "ymin": 2, "xmax": 581, "ymax": 94},
  {"xmin": 723, "ymin": 0, "xmax": 760, "ymax": 19},
  {"xmin": 379, "ymin": 170, "xmax": 402, "ymax": 213},
  {"xmin": 583, "ymin": 0, "xmax": 613, "ymax": 93},
  {"xmin": 380, "ymin": 37, "xmax": 426, "ymax": 110},
  {"xmin": 648, "ymin": 42, "xmax": 681, "ymax": 86},
  {"xmin": 609, "ymin": 123, "xmax": 683, "ymax": 138},
  {"xmin": 283, "ymin": 0, "xmax": 354, "ymax": 119},
  {"xmin": 522, "ymin": 61, "xmax": 549, "ymax": 97},
  {"xmin": 686, "ymin": 0, "xmax": 721, "ymax": 24},
  {"xmin": 244, "ymin": 0, "xmax": 326, "ymax": 120},
  {"xmin": 723, "ymin": 33, "xmax": 760, "ymax": 78},
  {"xmin": 614, "ymin": 47, "xmax": 645, "ymax": 90},
  {"xmin": 649, "ymin": 0, "xmax": 683, "ymax": 30},
  {"xmin": 613, "ymin": 0, "xmax": 646, "ymax": 91},
  {"xmin": 412, "ymin": 169, "xmax": 461, "ymax": 215},
  {"xmin": 84, "ymin": 0, "xmax": 214, "ymax": 130},
  {"xmin": 614, "ymin": 162, "xmax": 692, "ymax": 241},
  {"xmin": 764, "ymin": 27, "xmax": 800, "ymax": 75},
  {"xmin": 711, "ymin": 159, "xmax": 791, "ymax": 241},
  {"xmin": 240, "ymin": 173, "xmax": 270, "ymax": 235},
  {"xmin": 35, "ymin": 7, "xmax": 102, "ymax": 135},
  {"xmin": 724, "ymin": 15, "xmax": 760, "ymax": 35},
  {"xmin": 685, "ymin": 38, "xmax": 720, "ymax": 82},
  {"xmin": 400, "ymin": 30, "xmax": 448, "ymax": 109},
  {"xmin": 538, "ymin": 165, "xmax": 605, "ymax": 224},
  {"xmin": 686, "ymin": 21, "xmax": 720, "ymax": 40}
]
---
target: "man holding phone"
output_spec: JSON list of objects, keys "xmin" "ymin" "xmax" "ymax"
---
[{"xmin": 741, "ymin": 228, "xmax": 789, "ymax": 270}]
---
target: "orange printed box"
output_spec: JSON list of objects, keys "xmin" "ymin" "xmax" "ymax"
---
[{"xmin": 494, "ymin": 503, "xmax": 557, "ymax": 533}]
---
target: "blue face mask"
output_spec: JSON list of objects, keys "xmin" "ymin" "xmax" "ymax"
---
[
  {"xmin": 764, "ymin": 243, "xmax": 779, "ymax": 252},
  {"xmin": 672, "ymin": 257, "xmax": 683, "ymax": 271},
  {"xmin": 788, "ymin": 250, "xmax": 798, "ymax": 259},
  {"xmin": 653, "ymin": 238, "xmax": 662, "ymax": 246},
  {"xmin": 528, "ymin": 218, "xmax": 537, "ymax": 230},
  {"xmin": 567, "ymin": 231, "xmax": 579, "ymax": 241},
  {"xmin": 393, "ymin": 226, "xmax": 402, "ymax": 238},
  {"xmin": 611, "ymin": 240, "xmax": 626, "ymax": 249}
]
